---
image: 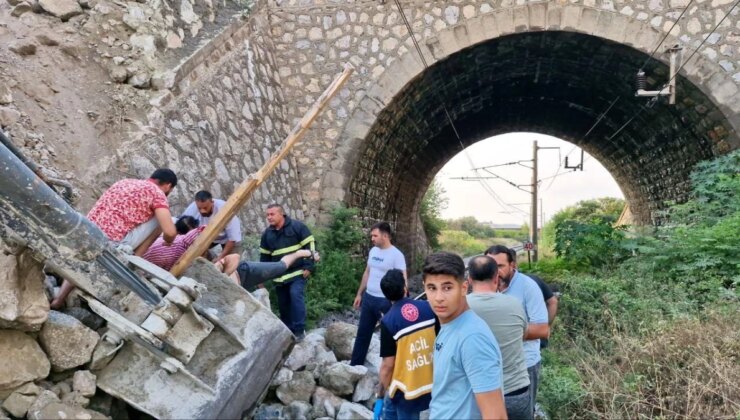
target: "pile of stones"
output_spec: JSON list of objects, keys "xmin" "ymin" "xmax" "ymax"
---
[
  {"xmin": 254, "ymin": 322, "xmax": 383, "ymax": 420},
  {"xmin": 0, "ymin": 237, "xmax": 134, "ymax": 419}
]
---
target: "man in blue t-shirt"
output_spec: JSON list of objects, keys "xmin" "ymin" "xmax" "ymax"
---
[
  {"xmin": 351, "ymin": 222, "xmax": 407, "ymax": 366},
  {"xmin": 423, "ymin": 252, "xmax": 507, "ymax": 419},
  {"xmin": 378, "ymin": 269, "xmax": 437, "ymax": 420},
  {"xmin": 487, "ymin": 245, "xmax": 549, "ymax": 414}
]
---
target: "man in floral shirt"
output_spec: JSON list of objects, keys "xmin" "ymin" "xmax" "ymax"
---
[{"xmin": 50, "ymin": 168, "xmax": 179, "ymax": 309}]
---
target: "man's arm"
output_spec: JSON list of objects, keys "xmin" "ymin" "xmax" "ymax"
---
[
  {"xmin": 524, "ymin": 323, "xmax": 550, "ymax": 340},
  {"xmin": 379, "ymin": 356, "xmax": 395, "ymax": 391},
  {"xmin": 154, "ymin": 208, "xmax": 177, "ymax": 243},
  {"xmin": 297, "ymin": 223, "xmax": 316, "ymax": 274},
  {"xmin": 353, "ymin": 265, "xmax": 370, "ymax": 309},
  {"xmin": 474, "ymin": 389, "xmax": 508, "ymax": 420},
  {"xmin": 214, "ymin": 240, "xmax": 236, "ymax": 262},
  {"xmin": 546, "ymin": 296, "xmax": 559, "ymax": 325}
]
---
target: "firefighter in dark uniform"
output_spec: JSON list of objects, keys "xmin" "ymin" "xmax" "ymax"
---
[{"xmin": 260, "ymin": 203, "xmax": 315, "ymax": 339}]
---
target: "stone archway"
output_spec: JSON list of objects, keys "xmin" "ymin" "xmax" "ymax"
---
[{"xmin": 319, "ymin": 5, "xmax": 739, "ymax": 258}]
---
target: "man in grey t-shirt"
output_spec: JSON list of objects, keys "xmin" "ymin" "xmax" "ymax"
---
[{"xmin": 466, "ymin": 255, "xmax": 532, "ymax": 420}]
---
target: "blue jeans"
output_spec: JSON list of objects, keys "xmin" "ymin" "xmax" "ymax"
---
[
  {"xmin": 383, "ymin": 396, "xmax": 420, "ymax": 420},
  {"xmin": 275, "ymin": 277, "xmax": 306, "ymax": 336},
  {"xmin": 350, "ymin": 292, "xmax": 391, "ymax": 365}
]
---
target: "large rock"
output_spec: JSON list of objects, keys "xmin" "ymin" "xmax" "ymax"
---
[
  {"xmin": 337, "ymin": 401, "xmax": 373, "ymax": 420},
  {"xmin": 286, "ymin": 401, "xmax": 313, "ymax": 420},
  {"xmin": 39, "ymin": 311, "xmax": 100, "ymax": 372},
  {"xmin": 38, "ymin": 0, "xmax": 83, "ymax": 21},
  {"xmin": 27, "ymin": 402, "xmax": 107, "ymax": 420},
  {"xmin": 364, "ymin": 335, "xmax": 382, "ymax": 374},
  {"xmin": 0, "ymin": 250, "xmax": 49, "ymax": 331},
  {"xmin": 311, "ymin": 387, "xmax": 344, "ymax": 418},
  {"xmin": 0, "ymin": 106, "xmax": 22, "ymax": 127},
  {"xmin": 72, "ymin": 371, "xmax": 96, "ymax": 397},
  {"xmin": 2, "ymin": 390, "xmax": 36, "ymax": 418},
  {"xmin": 270, "ymin": 367, "xmax": 293, "ymax": 388},
  {"xmin": 325, "ymin": 322, "xmax": 357, "ymax": 361},
  {"xmin": 25, "ymin": 390, "xmax": 60, "ymax": 419},
  {"xmin": 0, "ymin": 330, "xmax": 50, "ymax": 393},
  {"xmin": 285, "ymin": 339, "xmax": 317, "ymax": 371},
  {"xmin": 319, "ymin": 362, "xmax": 367, "ymax": 396},
  {"xmin": 276, "ymin": 370, "xmax": 315, "ymax": 405},
  {"xmin": 253, "ymin": 403, "xmax": 287, "ymax": 420},
  {"xmin": 352, "ymin": 374, "xmax": 377, "ymax": 402}
]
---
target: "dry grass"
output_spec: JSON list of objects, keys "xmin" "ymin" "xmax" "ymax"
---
[{"xmin": 572, "ymin": 309, "xmax": 740, "ymax": 419}]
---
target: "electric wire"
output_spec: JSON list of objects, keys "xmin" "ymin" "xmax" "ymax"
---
[
  {"xmin": 392, "ymin": 0, "xmax": 527, "ymax": 216},
  {"xmin": 637, "ymin": 0, "xmax": 695, "ymax": 72}
]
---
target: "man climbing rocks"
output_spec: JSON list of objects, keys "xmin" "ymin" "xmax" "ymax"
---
[{"xmin": 51, "ymin": 168, "xmax": 179, "ymax": 309}]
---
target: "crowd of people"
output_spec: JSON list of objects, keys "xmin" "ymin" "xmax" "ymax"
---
[{"xmin": 51, "ymin": 167, "xmax": 559, "ymax": 419}]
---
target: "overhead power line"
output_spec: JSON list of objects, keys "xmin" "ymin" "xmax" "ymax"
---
[{"xmin": 392, "ymin": 0, "xmax": 527, "ymax": 217}]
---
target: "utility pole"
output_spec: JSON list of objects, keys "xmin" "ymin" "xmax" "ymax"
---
[{"xmin": 530, "ymin": 141, "xmax": 539, "ymax": 262}]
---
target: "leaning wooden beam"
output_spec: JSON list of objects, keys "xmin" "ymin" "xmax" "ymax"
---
[{"xmin": 170, "ymin": 63, "xmax": 355, "ymax": 277}]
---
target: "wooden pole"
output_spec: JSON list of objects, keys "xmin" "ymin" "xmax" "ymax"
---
[{"xmin": 170, "ymin": 64, "xmax": 355, "ymax": 277}]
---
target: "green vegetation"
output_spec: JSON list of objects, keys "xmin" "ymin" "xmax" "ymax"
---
[
  {"xmin": 304, "ymin": 206, "xmax": 366, "ymax": 324},
  {"xmin": 531, "ymin": 151, "xmax": 739, "ymax": 418},
  {"xmin": 419, "ymin": 180, "xmax": 448, "ymax": 249}
]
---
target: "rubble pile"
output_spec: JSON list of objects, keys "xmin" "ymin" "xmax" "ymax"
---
[
  {"xmin": 254, "ymin": 321, "xmax": 383, "ymax": 420},
  {"xmin": 2, "ymin": 0, "xmax": 248, "ymax": 90}
]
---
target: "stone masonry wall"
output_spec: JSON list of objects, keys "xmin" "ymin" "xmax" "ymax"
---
[
  {"xmin": 100, "ymin": 5, "xmax": 305, "ymax": 235},
  {"xmin": 266, "ymin": 0, "xmax": 740, "ymax": 226}
]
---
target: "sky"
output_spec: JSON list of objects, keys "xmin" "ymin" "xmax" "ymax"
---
[{"xmin": 435, "ymin": 132, "xmax": 624, "ymax": 226}]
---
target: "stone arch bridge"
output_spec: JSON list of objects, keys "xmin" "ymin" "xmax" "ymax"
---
[{"xmin": 108, "ymin": 0, "xmax": 739, "ymax": 261}]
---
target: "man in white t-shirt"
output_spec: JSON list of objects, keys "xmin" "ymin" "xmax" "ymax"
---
[
  {"xmin": 181, "ymin": 190, "xmax": 242, "ymax": 263},
  {"xmin": 350, "ymin": 222, "xmax": 407, "ymax": 366}
]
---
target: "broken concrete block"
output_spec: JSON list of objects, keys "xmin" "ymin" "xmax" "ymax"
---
[
  {"xmin": 276, "ymin": 370, "xmax": 315, "ymax": 405},
  {"xmin": 318, "ymin": 363, "xmax": 367, "ymax": 396},
  {"xmin": 0, "ymin": 330, "xmax": 50, "ymax": 393},
  {"xmin": 28, "ymin": 402, "xmax": 107, "ymax": 420},
  {"xmin": 72, "ymin": 370, "xmax": 96, "ymax": 397},
  {"xmin": 151, "ymin": 299, "xmax": 182, "ymax": 325},
  {"xmin": 39, "ymin": 311, "xmax": 100, "ymax": 372},
  {"xmin": 325, "ymin": 322, "xmax": 357, "ymax": 361},
  {"xmin": 164, "ymin": 287, "xmax": 193, "ymax": 309},
  {"xmin": 88, "ymin": 339, "xmax": 119, "ymax": 371},
  {"xmin": 337, "ymin": 401, "xmax": 373, "ymax": 420},
  {"xmin": 162, "ymin": 310, "xmax": 213, "ymax": 363},
  {"xmin": 141, "ymin": 312, "xmax": 169, "ymax": 338}
]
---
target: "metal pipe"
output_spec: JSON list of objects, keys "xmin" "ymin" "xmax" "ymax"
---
[{"xmin": 0, "ymin": 130, "xmax": 74, "ymax": 202}]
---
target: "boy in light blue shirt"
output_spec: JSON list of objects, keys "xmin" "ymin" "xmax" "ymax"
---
[{"xmin": 422, "ymin": 252, "xmax": 507, "ymax": 420}]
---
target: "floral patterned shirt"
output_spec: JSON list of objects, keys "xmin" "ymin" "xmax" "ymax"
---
[{"xmin": 87, "ymin": 179, "xmax": 169, "ymax": 241}]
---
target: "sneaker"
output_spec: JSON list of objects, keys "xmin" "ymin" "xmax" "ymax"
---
[{"xmin": 295, "ymin": 332, "xmax": 306, "ymax": 342}]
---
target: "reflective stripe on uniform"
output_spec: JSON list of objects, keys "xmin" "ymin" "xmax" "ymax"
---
[
  {"xmin": 270, "ymin": 235, "xmax": 316, "ymax": 257},
  {"xmin": 270, "ymin": 243, "xmax": 302, "ymax": 257},
  {"xmin": 272, "ymin": 269, "xmax": 305, "ymax": 283},
  {"xmin": 259, "ymin": 248, "xmax": 272, "ymax": 254}
]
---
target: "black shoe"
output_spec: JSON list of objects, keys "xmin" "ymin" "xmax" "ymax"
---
[{"xmin": 295, "ymin": 332, "xmax": 306, "ymax": 342}]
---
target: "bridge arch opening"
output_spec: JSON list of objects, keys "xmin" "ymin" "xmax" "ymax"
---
[
  {"xmin": 434, "ymin": 132, "xmax": 624, "ymax": 227},
  {"xmin": 329, "ymin": 29, "xmax": 737, "ymax": 258}
]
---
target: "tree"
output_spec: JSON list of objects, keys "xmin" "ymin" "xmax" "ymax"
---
[
  {"xmin": 420, "ymin": 179, "xmax": 448, "ymax": 249},
  {"xmin": 540, "ymin": 197, "xmax": 625, "ymax": 254}
]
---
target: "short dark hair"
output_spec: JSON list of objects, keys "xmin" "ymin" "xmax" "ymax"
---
[
  {"xmin": 468, "ymin": 255, "xmax": 497, "ymax": 282},
  {"xmin": 150, "ymin": 168, "xmax": 177, "ymax": 188},
  {"xmin": 485, "ymin": 244, "xmax": 514, "ymax": 263},
  {"xmin": 175, "ymin": 216, "xmax": 199, "ymax": 235},
  {"xmin": 370, "ymin": 222, "xmax": 392, "ymax": 236},
  {"xmin": 423, "ymin": 252, "xmax": 465, "ymax": 281},
  {"xmin": 194, "ymin": 190, "xmax": 213, "ymax": 202},
  {"xmin": 380, "ymin": 269, "xmax": 406, "ymax": 301},
  {"xmin": 267, "ymin": 203, "xmax": 285, "ymax": 214}
]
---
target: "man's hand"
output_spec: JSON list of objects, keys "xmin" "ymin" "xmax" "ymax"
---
[
  {"xmin": 353, "ymin": 294, "xmax": 362, "ymax": 309},
  {"xmin": 302, "ymin": 269, "xmax": 311, "ymax": 279}
]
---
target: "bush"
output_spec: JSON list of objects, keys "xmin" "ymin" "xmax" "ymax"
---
[
  {"xmin": 420, "ymin": 180, "xmax": 448, "ymax": 249},
  {"xmin": 304, "ymin": 206, "xmax": 365, "ymax": 325},
  {"xmin": 554, "ymin": 220, "xmax": 628, "ymax": 269}
]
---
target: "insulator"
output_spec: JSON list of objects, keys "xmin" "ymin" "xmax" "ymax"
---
[{"xmin": 636, "ymin": 70, "xmax": 647, "ymax": 91}]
